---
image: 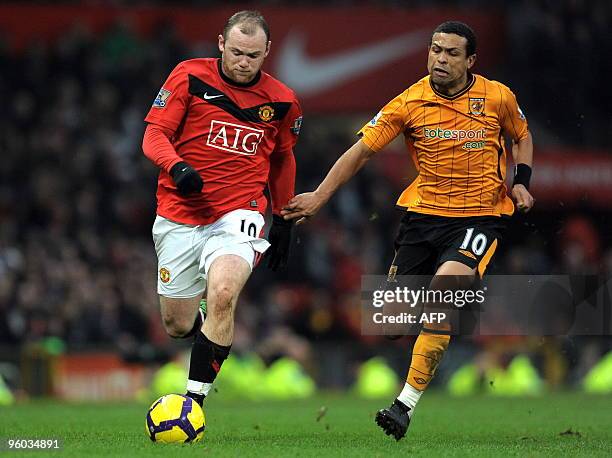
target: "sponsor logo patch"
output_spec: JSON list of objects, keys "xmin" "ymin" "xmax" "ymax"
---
[
  {"xmin": 258, "ymin": 105, "xmax": 275, "ymax": 122},
  {"xmin": 290, "ymin": 115, "xmax": 303, "ymax": 135},
  {"xmin": 207, "ymin": 120, "xmax": 264, "ymax": 156},
  {"xmin": 387, "ymin": 264, "xmax": 398, "ymax": 282},
  {"xmin": 159, "ymin": 267, "xmax": 171, "ymax": 283},
  {"xmin": 468, "ymin": 97, "xmax": 485, "ymax": 116},
  {"xmin": 369, "ymin": 111, "xmax": 383, "ymax": 126},
  {"xmin": 153, "ymin": 88, "xmax": 172, "ymax": 108},
  {"xmin": 413, "ymin": 377, "xmax": 427, "ymax": 385}
]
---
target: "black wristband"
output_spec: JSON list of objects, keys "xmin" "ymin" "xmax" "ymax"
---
[{"xmin": 513, "ymin": 163, "xmax": 532, "ymax": 190}]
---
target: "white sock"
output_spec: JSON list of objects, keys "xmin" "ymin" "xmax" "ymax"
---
[
  {"xmin": 186, "ymin": 379, "xmax": 213, "ymax": 397},
  {"xmin": 397, "ymin": 382, "xmax": 423, "ymax": 416}
]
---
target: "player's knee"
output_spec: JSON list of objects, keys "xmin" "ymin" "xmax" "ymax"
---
[
  {"xmin": 162, "ymin": 314, "xmax": 193, "ymax": 338},
  {"xmin": 208, "ymin": 284, "xmax": 235, "ymax": 316}
]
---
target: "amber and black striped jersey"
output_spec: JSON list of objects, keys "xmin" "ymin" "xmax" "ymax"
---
[{"xmin": 358, "ymin": 73, "xmax": 528, "ymax": 217}]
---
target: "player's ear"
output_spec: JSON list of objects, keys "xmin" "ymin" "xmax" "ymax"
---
[
  {"xmin": 218, "ymin": 34, "xmax": 225, "ymax": 53},
  {"xmin": 467, "ymin": 53, "xmax": 476, "ymax": 70},
  {"xmin": 264, "ymin": 41, "xmax": 271, "ymax": 58}
]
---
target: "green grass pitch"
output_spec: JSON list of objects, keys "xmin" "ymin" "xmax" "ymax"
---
[{"xmin": 1, "ymin": 392, "xmax": 611, "ymax": 457}]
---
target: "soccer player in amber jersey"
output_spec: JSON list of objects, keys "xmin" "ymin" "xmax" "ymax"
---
[
  {"xmin": 142, "ymin": 11, "xmax": 302, "ymax": 407},
  {"xmin": 282, "ymin": 21, "xmax": 534, "ymax": 440}
]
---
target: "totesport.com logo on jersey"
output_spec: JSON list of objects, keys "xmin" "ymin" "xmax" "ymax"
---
[{"xmin": 424, "ymin": 127, "xmax": 487, "ymax": 150}]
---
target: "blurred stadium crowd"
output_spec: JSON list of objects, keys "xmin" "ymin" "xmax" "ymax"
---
[{"xmin": 0, "ymin": 0, "xmax": 611, "ymax": 392}]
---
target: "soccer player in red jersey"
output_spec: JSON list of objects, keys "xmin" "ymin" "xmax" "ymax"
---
[{"xmin": 142, "ymin": 11, "xmax": 302, "ymax": 406}]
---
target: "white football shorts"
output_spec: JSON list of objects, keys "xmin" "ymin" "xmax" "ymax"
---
[{"xmin": 152, "ymin": 209, "xmax": 270, "ymax": 298}]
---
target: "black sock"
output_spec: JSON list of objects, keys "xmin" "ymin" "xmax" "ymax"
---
[{"xmin": 186, "ymin": 331, "xmax": 231, "ymax": 405}]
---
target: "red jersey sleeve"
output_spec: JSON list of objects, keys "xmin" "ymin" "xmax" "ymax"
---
[
  {"xmin": 144, "ymin": 62, "xmax": 190, "ymax": 132},
  {"xmin": 268, "ymin": 97, "xmax": 302, "ymax": 215},
  {"xmin": 142, "ymin": 123, "xmax": 182, "ymax": 173}
]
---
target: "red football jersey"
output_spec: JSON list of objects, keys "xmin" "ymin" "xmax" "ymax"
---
[{"xmin": 144, "ymin": 58, "xmax": 302, "ymax": 225}]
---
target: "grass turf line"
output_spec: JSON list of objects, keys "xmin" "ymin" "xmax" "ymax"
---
[{"xmin": 1, "ymin": 392, "xmax": 611, "ymax": 457}]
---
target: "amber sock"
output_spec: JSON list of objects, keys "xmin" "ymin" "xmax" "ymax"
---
[{"xmin": 405, "ymin": 330, "xmax": 451, "ymax": 392}]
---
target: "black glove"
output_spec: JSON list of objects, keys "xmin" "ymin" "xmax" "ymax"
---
[
  {"xmin": 265, "ymin": 215, "xmax": 293, "ymax": 271},
  {"xmin": 170, "ymin": 161, "xmax": 203, "ymax": 196}
]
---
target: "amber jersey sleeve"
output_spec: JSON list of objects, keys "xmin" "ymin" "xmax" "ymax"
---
[
  {"xmin": 358, "ymin": 91, "xmax": 410, "ymax": 152},
  {"xmin": 497, "ymin": 82, "xmax": 529, "ymax": 142},
  {"xmin": 358, "ymin": 73, "xmax": 529, "ymax": 217}
]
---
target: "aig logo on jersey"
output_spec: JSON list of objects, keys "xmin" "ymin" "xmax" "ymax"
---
[{"xmin": 207, "ymin": 120, "xmax": 264, "ymax": 156}]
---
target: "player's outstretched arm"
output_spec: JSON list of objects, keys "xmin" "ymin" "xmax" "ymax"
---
[
  {"xmin": 510, "ymin": 130, "xmax": 534, "ymax": 212},
  {"xmin": 281, "ymin": 140, "xmax": 375, "ymax": 225}
]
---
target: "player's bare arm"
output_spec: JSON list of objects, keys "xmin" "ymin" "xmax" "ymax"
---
[
  {"xmin": 510, "ymin": 131, "xmax": 534, "ymax": 212},
  {"xmin": 281, "ymin": 139, "xmax": 375, "ymax": 224}
]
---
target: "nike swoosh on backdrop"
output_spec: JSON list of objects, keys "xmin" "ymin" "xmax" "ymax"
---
[{"xmin": 275, "ymin": 29, "xmax": 429, "ymax": 96}]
